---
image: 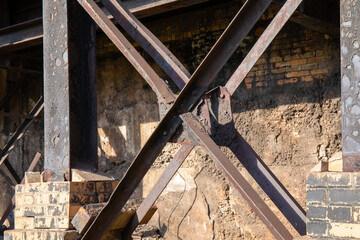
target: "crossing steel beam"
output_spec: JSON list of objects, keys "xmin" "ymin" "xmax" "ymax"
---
[{"xmin": 81, "ymin": 1, "xmax": 271, "ymax": 239}]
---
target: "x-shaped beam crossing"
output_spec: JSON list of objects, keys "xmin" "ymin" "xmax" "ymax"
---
[{"xmin": 76, "ymin": 0, "xmax": 306, "ymax": 239}]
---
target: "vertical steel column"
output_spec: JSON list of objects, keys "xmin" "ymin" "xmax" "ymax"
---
[
  {"xmin": 43, "ymin": 0, "xmax": 97, "ymax": 180},
  {"xmin": 340, "ymin": 0, "xmax": 360, "ymax": 172}
]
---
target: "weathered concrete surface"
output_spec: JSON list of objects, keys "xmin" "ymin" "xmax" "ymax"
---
[{"xmin": 0, "ymin": 2, "xmax": 341, "ymax": 240}]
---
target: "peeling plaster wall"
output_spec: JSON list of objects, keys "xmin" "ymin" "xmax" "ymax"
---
[{"xmin": 0, "ymin": 2, "xmax": 340, "ymax": 239}]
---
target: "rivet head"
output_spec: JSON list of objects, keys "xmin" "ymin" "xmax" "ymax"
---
[{"xmin": 163, "ymin": 131, "xmax": 168, "ymax": 136}]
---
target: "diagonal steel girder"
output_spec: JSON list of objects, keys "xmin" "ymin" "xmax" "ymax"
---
[
  {"xmin": 77, "ymin": 0, "xmax": 176, "ymax": 105},
  {"xmin": 101, "ymin": 0, "xmax": 191, "ymax": 90},
  {"xmin": 117, "ymin": 0, "xmax": 306, "ymax": 237},
  {"xmin": 182, "ymin": 113, "xmax": 293, "ymax": 240},
  {"xmin": 81, "ymin": 1, "xmax": 273, "ymax": 239}
]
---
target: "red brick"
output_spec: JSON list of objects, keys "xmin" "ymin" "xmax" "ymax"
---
[
  {"xmin": 286, "ymin": 66, "xmax": 302, "ymax": 72},
  {"xmin": 277, "ymin": 80, "xmax": 284, "ymax": 85},
  {"xmin": 310, "ymin": 68, "xmax": 328, "ymax": 75},
  {"xmin": 299, "ymin": 51, "xmax": 316, "ymax": 58},
  {"xmin": 284, "ymin": 78, "xmax": 298, "ymax": 84},
  {"xmin": 256, "ymin": 58, "xmax": 267, "ymax": 65},
  {"xmin": 290, "ymin": 59, "xmax": 307, "ymax": 66},
  {"xmin": 270, "ymin": 56, "xmax": 283, "ymax": 63},
  {"xmin": 285, "ymin": 70, "xmax": 309, "ymax": 78},
  {"xmin": 256, "ymin": 64, "xmax": 269, "ymax": 70},
  {"xmin": 284, "ymin": 54, "xmax": 300, "ymax": 61},
  {"xmin": 275, "ymin": 62, "xmax": 290, "ymax": 68},
  {"xmin": 256, "ymin": 82, "xmax": 265, "ymax": 87},
  {"xmin": 301, "ymin": 76, "xmax": 313, "ymax": 82},
  {"xmin": 271, "ymin": 68, "xmax": 286, "ymax": 74},
  {"xmin": 256, "ymin": 70, "xmax": 269, "ymax": 76},
  {"xmin": 247, "ymin": 71, "xmax": 255, "ymax": 77},
  {"xmin": 307, "ymin": 56, "xmax": 326, "ymax": 64},
  {"xmin": 244, "ymin": 77, "xmax": 253, "ymax": 84},
  {"xmin": 301, "ymin": 63, "xmax": 318, "ymax": 70}
]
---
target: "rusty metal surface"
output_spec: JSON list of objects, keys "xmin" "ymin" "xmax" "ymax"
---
[
  {"xmin": 44, "ymin": 0, "xmax": 98, "ymax": 177},
  {"xmin": 0, "ymin": 0, "xmax": 212, "ymax": 51},
  {"xmin": 229, "ymin": 132, "xmax": 306, "ymax": 235},
  {"xmin": 182, "ymin": 113, "xmax": 293, "ymax": 240},
  {"xmin": 68, "ymin": 0, "xmax": 98, "ymax": 172},
  {"xmin": 341, "ymin": 0, "xmax": 360, "ymax": 172},
  {"xmin": 102, "ymin": 0, "xmax": 190, "ymax": 89},
  {"xmin": 81, "ymin": 1, "xmax": 270, "ymax": 239},
  {"xmin": 225, "ymin": 0, "xmax": 304, "ymax": 96},
  {"xmin": 0, "ymin": 97, "xmax": 43, "ymax": 183},
  {"xmin": 121, "ymin": 144, "xmax": 194, "ymax": 239},
  {"xmin": 195, "ymin": 86, "xmax": 306, "ymax": 235},
  {"xmin": 0, "ymin": 152, "xmax": 41, "ymax": 226},
  {"xmin": 78, "ymin": 0, "xmax": 176, "ymax": 105}
]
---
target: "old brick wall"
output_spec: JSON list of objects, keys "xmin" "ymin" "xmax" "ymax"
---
[
  {"xmin": 0, "ymin": 2, "xmax": 341, "ymax": 239},
  {"xmin": 307, "ymin": 172, "xmax": 360, "ymax": 239}
]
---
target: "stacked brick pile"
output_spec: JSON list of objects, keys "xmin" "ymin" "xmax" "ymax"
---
[{"xmin": 5, "ymin": 180, "xmax": 118, "ymax": 240}]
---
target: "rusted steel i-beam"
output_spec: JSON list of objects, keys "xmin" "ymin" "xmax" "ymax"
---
[
  {"xmin": 182, "ymin": 113, "xmax": 293, "ymax": 240},
  {"xmin": 121, "ymin": 144, "xmax": 194, "ymax": 239},
  {"xmin": 81, "ymin": 1, "xmax": 271, "ymax": 239},
  {"xmin": 76, "ymin": 0, "xmax": 176, "ymax": 105},
  {"xmin": 101, "ymin": 0, "xmax": 190, "ymax": 89},
  {"xmin": 229, "ymin": 132, "xmax": 306, "ymax": 235},
  {"xmin": 43, "ymin": 0, "xmax": 97, "ymax": 179},
  {"xmin": 225, "ymin": 0, "xmax": 304, "ymax": 96}
]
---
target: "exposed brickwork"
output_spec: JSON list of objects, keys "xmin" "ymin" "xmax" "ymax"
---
[
  {"xmin": 307, "ymin": 172, "xmax": 360, "ymax": 239},
  {"xmin": 13, "ymin": 181, "xmax": 118, "ymax": 230},
  {"xmin": 244, "ymin": 29, "xmax": 336, "ymax": 90}
]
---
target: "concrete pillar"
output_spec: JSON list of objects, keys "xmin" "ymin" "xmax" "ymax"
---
[
  {"xmin": 341, "ymin": 0, "xmax": 360, "ymax": 171},
  {"xmin": 43, "ymin": 0, "xmax": 97, "ymax": 181}
]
